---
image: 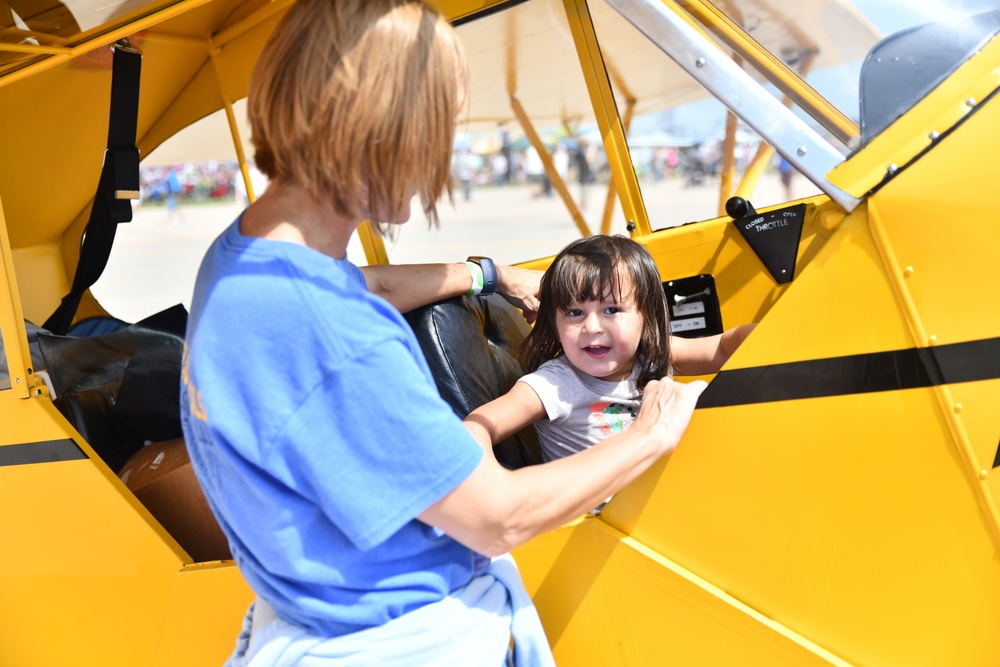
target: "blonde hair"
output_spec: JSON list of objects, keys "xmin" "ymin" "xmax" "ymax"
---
[{"xmin": 248, "ymin": 0, "xmax": 465, "ymax": 225}]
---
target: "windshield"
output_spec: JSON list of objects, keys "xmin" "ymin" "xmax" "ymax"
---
[
  {"xmin": 680, "ymin": 0, "xmax": 1000, "ymax": 150},
  {"xmin": 584, "ymin": 0, "xmax": 1000, "ymax": 220}
]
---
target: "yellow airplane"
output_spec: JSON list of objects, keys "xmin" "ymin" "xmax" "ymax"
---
[{"xmin": 1, "ymin": 0, "xmax": 999, "ymax": 665}]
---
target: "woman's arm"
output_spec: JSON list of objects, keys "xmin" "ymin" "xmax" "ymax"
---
[
  {"xmin": 670, "ymin": 323, "xmax": 756, "ymax": 376},
  {"xmin": 360, "ymin": 262, "xmax": 542, "ymax": 321},
  {"xmin": 464, "ymin": 382, "xmax": 548, "ymax": 449},
  {"xmin": 421, "ymin": 378, "xmax": 707, "ymax": 557}
]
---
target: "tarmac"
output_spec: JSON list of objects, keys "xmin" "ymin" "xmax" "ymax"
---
[{"xmin": 92, "ymin": 172, "xmax": 806, "ymax": 323}]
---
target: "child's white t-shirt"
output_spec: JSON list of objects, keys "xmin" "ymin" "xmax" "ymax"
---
[{"xmin": 518, "ymin": 356, "xmax": 641, "ymax": 462}]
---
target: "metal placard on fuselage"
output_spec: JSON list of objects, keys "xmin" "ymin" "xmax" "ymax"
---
[
  {"xmin": 662, "ymin": 274, "xmax": 723, "ymax": 339},
  {"xmin": 733, "ymin": 204, "xmax": 806, "ymax": 285}
]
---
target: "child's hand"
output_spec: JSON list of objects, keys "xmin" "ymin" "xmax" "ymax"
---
[{"xmin": 633, "ymin": 378, "xmax": 707, "ymax": 457}]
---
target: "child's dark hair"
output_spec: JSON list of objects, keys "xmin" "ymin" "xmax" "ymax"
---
[{"xmin": 519, "ymin": 235, "xmax": 671, "ymax": 391}]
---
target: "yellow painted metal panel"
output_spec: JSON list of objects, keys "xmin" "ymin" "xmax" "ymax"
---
[
  {"xmin": 514, "ymin": 520, "xmax": 607, "ymax": 663},
  {"xmin": 639, "ymin": 196, "xmax": 841, "ymax": 350},
  {"xmin": 863, "ymin": 92, "xmax": 1000, "ymax": 563},
  {"xmin": 10, "ymin": 243, "xmax": 70, "ymax": 329},
  {"xmin": 675, "ymin": 204, "xmax": 915, "ymax": 370},
  {"xmin": 0, "ymin": 64, "xmax": 107, "ymax": 251},
  {"xmin": 0, "ymin": 396, "xmax": 249, "ymax": 665},
  {"xmin": 828, "ymin": 34, "xmax": 1000, "ymax": 197},
  {"xmin": 437, "ymin": 0, "xmax": 511, "ymax": 22},
  {"xmin": 867, "ymin": 96, "xmax": 1000, "ymax": 348},
  {"xmin": 156, "ymin": 563, "xmax": 253, "ymax": 667},
  {"xmin": 517, "ymin": 519, "xmax": 848, "ymax": 665},
  {"xmin": 598, "ymin": 203, "xmax": 1000, "ymax": 665},
  {"xmin": 1, "ymin": 1, "xmax": 998, "ymax": 665},
  {"xmin": 0, "ymin": 195, "xmax": 31, "ymax": 397},
  {"xmin": 1, "ymin": 449, "xmax": 181, "ymax": 663},
  {"xmin": 615, "ymin": 389, "xmax": 1000, "ymax": 666}
]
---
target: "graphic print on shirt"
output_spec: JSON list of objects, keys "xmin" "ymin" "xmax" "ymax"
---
[
  {"xmin": 590, "ymin": 401, "xmax": 638, "ymax": 437},
  {"xmin": 181, "ymin": 343, "xmax": 208, "ymax": 423}
]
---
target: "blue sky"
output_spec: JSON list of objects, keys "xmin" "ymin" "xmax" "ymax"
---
[{"xmin": 860, "ymin": 0, "xmax": 1000, "ymax": 33}]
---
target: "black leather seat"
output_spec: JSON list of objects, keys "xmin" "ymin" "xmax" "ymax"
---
[
  {"xmin": 36, "ymin": 305, "xmax": 188, "ymax": 473},
  {"xmin": 405, "ymin": 294, "xmax": 543, "ymax": 470}
]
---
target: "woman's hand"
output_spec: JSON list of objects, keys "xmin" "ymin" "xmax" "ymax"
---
[
  {"xmin": 423, "ymin": 376, "xmax": 707, "ymax": 556},
  {"xmin": 631, "ymin": 378, "xmax": 708, "ymax": 457},
  {"xmin": 496, "ymin": 265, "xmax": 543, "ymax": 324}
]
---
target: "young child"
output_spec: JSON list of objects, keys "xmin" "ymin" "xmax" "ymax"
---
[{"xmin": 464, "ymin": 235, "xmax": 754, "ymax": 462}]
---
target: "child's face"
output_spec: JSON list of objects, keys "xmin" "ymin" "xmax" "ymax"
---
[{"xmin": 555, "ymin": 274, "xmax": 644, "ymax": 383}]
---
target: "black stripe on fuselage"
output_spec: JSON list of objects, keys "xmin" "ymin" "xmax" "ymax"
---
[
  {"xmin": 698, "ymin": 336, "xmax": 1000, "ymax": 409},
  {"xmin": 0, "ymin": 438, "xmax": 87, "ymax": 467}
]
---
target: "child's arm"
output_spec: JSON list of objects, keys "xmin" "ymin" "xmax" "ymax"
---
[
  {"xmin": 464, "ymin": 382, "xmax": 548, "ymax": 449},
  {"xmin": 671, "ymin": 323, "xmax": 756, "ymax": 376}
]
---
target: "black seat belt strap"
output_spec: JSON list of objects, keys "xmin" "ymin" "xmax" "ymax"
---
[{"xmin": 44, "ymin": 43, "xmax": 141, "ymax": 335}]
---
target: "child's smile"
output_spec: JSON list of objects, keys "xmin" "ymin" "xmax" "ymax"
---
[{"xmin": 583, "ymin": 345, "xmax": 611, "ymax": 358}]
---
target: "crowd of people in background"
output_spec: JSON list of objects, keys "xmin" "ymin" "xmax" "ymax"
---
[
  {"xmin": 451, "ymin": 138, "xmax": 605, "ymax": 200},
  {"xmin": 139, "ymin": 161, "xmax": 242, "ymax": 207},
  {"xmin": 140, "ymin": 137, "xmax": 789, "ymax": 212},
  {"xmin": 448, "ymin": 135, "xmax": 776, "ymax": 201}
]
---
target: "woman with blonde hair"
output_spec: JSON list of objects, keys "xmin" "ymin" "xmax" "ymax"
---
[{"xmin": 180, "ymin": 1, "xmax": 705, "ymax": 664}]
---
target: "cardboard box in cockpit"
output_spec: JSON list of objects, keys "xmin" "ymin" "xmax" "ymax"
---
[{"xmin": 119, "ymin": 438, "xmax": 232, "ymax": 563}]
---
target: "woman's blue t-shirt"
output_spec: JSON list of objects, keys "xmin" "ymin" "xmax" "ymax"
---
[{"xmin": 179, "ymin": 219, "xmax": 485, "ymax": 637}]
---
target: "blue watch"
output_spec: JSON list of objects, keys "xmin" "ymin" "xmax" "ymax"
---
[{"xmin": 466, "ymin": 256, "xmax": 497, "ymax": 296}]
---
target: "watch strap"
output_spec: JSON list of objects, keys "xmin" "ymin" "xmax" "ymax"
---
[{"xmin": 466, "ymin": 256, "xmax": 497, "ymax": 296}]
